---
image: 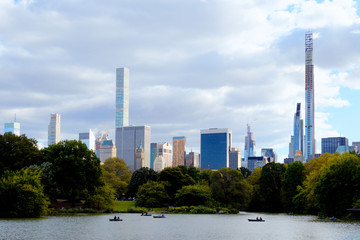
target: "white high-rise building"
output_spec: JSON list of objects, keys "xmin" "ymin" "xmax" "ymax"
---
[
  {"xmin": 79, "ymin": 129, "xmax": 96, "ymax": 151},
  {"xmin": 4, "ymin": 122, "xmax": 20, "ymax": 136},
  {"xmin": 48, "ymin": 113, "xmax": 61, "ymax": 146},
  {"xmin": 116, "ymin": 67, "xmax": 129, "ymax": 128}
]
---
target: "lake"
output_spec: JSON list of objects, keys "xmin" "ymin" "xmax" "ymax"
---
[{"xmin": 1, "ymin": 212, "xmax": 360, "ymax": 240}]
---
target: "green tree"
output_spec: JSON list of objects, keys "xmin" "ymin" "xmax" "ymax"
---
[
  {"xmin": 178, "ymin": 166, "xmax": 200, "ymax": 182},
  {"xmin": 283, "ymin": 161, "xmax": 305, "ymax": 212},
  {"xmin": 199, "ymin": 169, "xmax": 213, "ymax": 183},
  {"xmin": 258, "ymin": 162, "xmax": 286, "ymax": 212},
  {"xmin": 128, "ymin": 167, "xmax": 158, "ymax": 197},
  {"xmin": 314, "ymin": 152, "xmax": 360, "ymax": 218},
  {"xmin": 247, "ymin": 167, "xmax": 263, "ymax": 211},
  {"xmin": 175, "ymin": 184, "xmax": 212, "ymax": 207},
  {"xmin": 136, "ymin": 181, "xmax": 170, "ymax": 208},
  {"xmin": 210, "ymin": 168, "xmax": 251, "ymax": 210},
  {"xmin": 0, "ymin": 133, "xmax": 42, "ymax": 175},
  {"xmin": 158, "ymin": 167, "xmax": 196, "ymax": 202},
  {"xmin": 0, "ymin": 169, "xmax": 48, "ymax": 218},
  {"xmin": 101, "ymin": 157, "xmax": 132, "ymax": 199},
  {"xmin": 84, "ymin": 184, "xmax": 115, "ymax": 210},
  {"xmin": 239, "ymin": 167, "xmax": 252, "ymax": 179},
  {"xmin": 41, "ymin": 140, "xmax": 103, "ymax": 205}
]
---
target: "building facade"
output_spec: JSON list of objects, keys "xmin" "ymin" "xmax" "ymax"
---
[
  {"xmin": 244, "ymin": 124, "xmax": 256, "ymax": 161},
  {"xmin": 229, "ymin": 147, "xmax": 241, "ymax": 169},
  {"xmin": 321, "ymin": 137, "xmax": 349, "ymax": 154},
  {"xmin": 261, "ymin": 148, "xmax": 277, "ymax": 162},
  {"xmin": 116, "ymin": 67, "xmax": 129, "ymax": 128},
  {"xmin": 200, "ymin": 128, "xmax": 232, "ymax": 170},
  {"xmin": 100, "ymin": 139, "xmax": 117, "ymax": 162},
  {"xmin": 153, "ymin": 142, "xmax": 173, "ymax": 171},
  {"xmin": 4, "ymin": 122, "xmax": 20, "ymax": 136},
  {"xmin": 247, "ymin": 156, "xmax": 270, "ymax": 172},
  {"xmin": 116, "ymin": 125, "xmax": 151, "ymax": 170},
  {"xmin": 293, "ymin": 103, "xmax": 304, "ymax": 156},
  {"xmin": 79, "ymin": 129, "xmax": 96, "ymax": 151},
  {"xmin": 305, "ymin": 32, "xmax": 315, "ymax": 162},
  {"xmin": 150, "ymin": 143, "xmax": 160, "ymax": 169},
  {"xmin": 135, "ymin": 144, "xmax": 145, "ymax": 170},
  {"xmin": 172, "ymin": 136, "xmax": 186, "ymax": 167},
  {"xmin": 48, "ymin": 113, "xmax": 61, "ymax": 146},
  {"xmin": 186, "ymin": 151, "xmax": 200, "ymax": 168}
]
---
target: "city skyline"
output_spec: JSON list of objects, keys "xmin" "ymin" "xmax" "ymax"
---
[{"xmin": 1, "ymin": 1, "xmax": 360, "ymax": 161}]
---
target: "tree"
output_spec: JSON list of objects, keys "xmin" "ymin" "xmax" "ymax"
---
[
  {"xmin": 210, "ymin": 168, "xmax": 251, "ymax": 210},
  {"xmin": 247, "ymin": 167, "xmax": 263, "ymax": 212},
  {"xmin": 178, "ymin": 166, "xmax": 200, "ymax": 182},
  {"xmin": 102, "ymin": 157, "xmax": 132, "ymax": 198},
  {"xmin": 0, "ymin": 169, "xmax": 48, "ymax": 218},
  {"xmin": 0, "ymin": 133, "xmax": 42, "ymax": 175},
  {"xmin": 258, "ymin": 162, "xmax": 286, "ymax": 212},
  {"xmin": 136, "ymin": 181, "xmax": 170, "ymax": 208},
  {"xmin": 128, "ymin": 167, "xmax": 158, "ymax": 197},
  {"xmin": 158, "ymin": 167, "xmax": 196, "ymax": 202},
  {"xmin": 283, "ymin": 161, "xmax": 305, "ymax": 211},
  {"xmin": 239, "ymin": 167, "xmax": 252, "ymax": 179},
  {"xmin": 314, "ymin": 152, "xmax": 360, "ymax": 218},
  {"xmin": 199, "ymin": 169, "xmax": 213, "ymax": 183},
  {"xmin": 41, "ymin": 140, "xmax": 103, "ymax": 205},
  {"xmin": 175, "ymin": 184, "xmax": 212, "ymax": 207},
  {"xmin": 84, "ymin": 184, "xmax": 115, "ymax": 210}
]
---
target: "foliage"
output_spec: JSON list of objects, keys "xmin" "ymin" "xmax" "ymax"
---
[
  {"xmin": 175, "ymin": 184, "xmax": 212, "ymax": 207},
  {"xmin": 293, "ymin": 153, "xmax": 339, "ymax": 214},
  {"xmin": 136, "ymin": 181, "xmax": 170, "ymax": 208},
  {"xmin": 102, "ymin": 157, "xmax": 132, "ymax": 198},
  {"xmin": 239, "ymin": 167, "xmax": 252, "ymax": 179},
  {"xmin": 178, "ymin": 166, "xmax": 200, "ymax": 182},
  {"xmin": 158, "ymin": 167, "xmax": 196, "ymax": 201},
  {"xmin": 247, "ymin": 167, "xmax": 262, "ymax": 211},
  {"xmin": 84, "ymin": 184, "xmax": 115, "ymax": 210},
  {"xmin": 0, "ymin": 169, "xmax": 48, "ymax": 218},
  {"xmin": 199, "ymin": 169, "xmax": 213, "ymax": 183},
  {"xmin": 314, "ymin": 152, "xmax": 360, "ymax": 218},
  {"xmin": 41, "ymin": 140, "xmax": 103, "ymax": 204},
  {"xmin": 283, "ymin": 161, "xmax": 305, "ymax": 211},
  {"xmin": 258, "ymin": 162, "xmax": 286, "ymax": 212},
  {"xmin": 128, "ymin": 167, "xmax": 158, "ymax": 197},
  {"xmin": 0, "ymin": 133, "xmax": 42, "ymax": 175},
  {"xmin": 210, "ymin": 168, "xmax": 251, "ymax": 210}
]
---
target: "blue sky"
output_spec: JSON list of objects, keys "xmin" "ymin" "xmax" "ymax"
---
[{"xmin": 1, "ymin": 0, "xmax": 360, "ymax": 162}]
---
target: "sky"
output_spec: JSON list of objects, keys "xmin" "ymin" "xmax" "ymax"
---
[{"xmin": 1, "ymin": 0, "xmax": 360, "ymax": 162}]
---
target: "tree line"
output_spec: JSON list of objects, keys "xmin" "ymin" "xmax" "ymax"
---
[{"xmin": 1, "ymin": 132, "xmax": 360, "ymax": 218}]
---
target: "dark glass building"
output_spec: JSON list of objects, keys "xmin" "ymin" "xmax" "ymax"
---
[
  {"xmin": 321, "ymin": 137, "xmax": 348, "ymax": 154},
  {"xmin": 200, "ymin": 128, "xmax": 232, "ymax": 170}
]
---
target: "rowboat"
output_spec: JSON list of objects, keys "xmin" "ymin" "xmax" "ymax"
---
[
  {"xmin": 248, "ymin": 219, "xmax": 265, "ymax": 222},
  {"xmin": 109, "ymin": 218, "xmax": 123, "ymax": 221},
  {"xmin": 153, "ymin": 214, "xmax": 166, "ymax": 218}
]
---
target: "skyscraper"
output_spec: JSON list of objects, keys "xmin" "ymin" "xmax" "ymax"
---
[
  {"xmin": 79, "ymin": 129, "xmax": 96, "ymax": 151},
  {"xmin": 305, "ymin": 32, "xmax": 315, "ymax": 162},
  {"xmin": 116, "ymin": 125, "xmax": 151, "ymax": 170},
  {"xmin": 4, "ymin": 122, "xmax": 20, "ymax": 136},
  {"xmin": 244, "ymin": 124, "xmax": 256, "ymax": 161},
  {"xmin": 229, "ymin": 147, "xmax": 241, "ymax": 169},
  {"xmin": 48, "ymin": 113, "xmax": 61, "ymax": 146},
  {"xmin": 321, "ymin": 137, "xmax": 349, "ymax": 154},
  {"xmin": 200, "ymin": 128, "xmax": 232, "ymax": 170},
  {"xmin": 261, "ymin": 148, "xmax": 277, "ymax": 162},
  {"xmin": 116, "ymin": 67, "xmax": 129, "ymax": 128},
  {"xmin": 172, "ymin": 136, "xmax": 186, "ymax": 167},
  {"xmin": 293, "ymin": 103, "xmax": 304, "ymax": 156}
]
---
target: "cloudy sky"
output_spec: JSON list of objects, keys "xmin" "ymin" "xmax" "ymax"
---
[{"xmin": 1, "ymin": 0, "xmax": 360, "ymax": 161}]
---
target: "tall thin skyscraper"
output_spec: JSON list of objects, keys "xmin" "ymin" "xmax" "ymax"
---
[
  {"xmin": 305, "ymin": 32, "xmax": 315, "ymax": 162},
  {"xmin": 116, "ymin": 67, "xmax": 129, "ymax": 128},
  {"xmin": 244, "ymin": 124, "xmax": 256, "ymax": 161},
  {"xmin": 293, "ymin": 103, "xmax": 304, "ymax": 156},
  {"xmin": 48, "ymin": 113, "xmax": 61, "ymax": 146}
]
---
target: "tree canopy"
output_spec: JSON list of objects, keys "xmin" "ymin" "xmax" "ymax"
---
[
  {"xmin": 0, "ymin": 133, "xmax": 42, "ymax": 175},
  {"xmin": 128, "ymin": 167, "xmax": 158, "ymax": 197},
  {"xmin": 136, "ymin": 181, "xmax": 170, "ymax": 208},
  {"xmin": 41, "ymin": 140, "xmax": 103, "ymax": 204}
]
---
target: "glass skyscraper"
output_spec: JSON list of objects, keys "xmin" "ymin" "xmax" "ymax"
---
[
  {"xmin": 4, "ymin": 122, "xmax": 20, "ymax": 136},
  {"xmin": 305, "ymin": 32, "xmax": 315, "ymax": 162},
  {"xmin": 293, "ymin": 103, "xmax": 304, "ymax": 156},
  {"xmin": 116, "ymin": 67, "xmax": 129, "ymax": 128},
  {"xmin": 200, "ymin": 128, "xmax": 232, "ymax": 170},
  {"xmin": 48, "ymin": 113, "xmax": 61, "ymax": 146},
  {"xmin": 172, "ymin": 136, "xmax": 186, "ymax": 167},
  {"xmin": 321, "ymin": 137, "xmax": 349, "ymax": 154},
  {"xmin": 244, "ymin": 124, "xmax": 256, "ymax": 161}
]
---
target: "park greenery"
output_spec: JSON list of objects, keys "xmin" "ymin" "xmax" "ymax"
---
[{"xmin": 1, "ymin": 132, "xmax": 360, "ymax": 218}]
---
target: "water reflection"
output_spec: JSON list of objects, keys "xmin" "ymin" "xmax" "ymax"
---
[{"xmin": 1, "ymin": 213, "xmax": 360, "ymax": 240}]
